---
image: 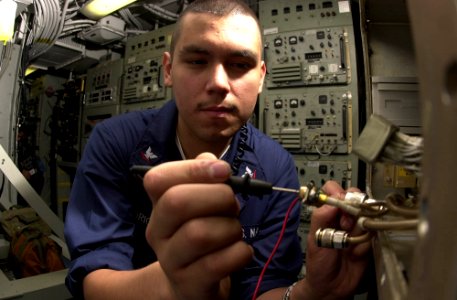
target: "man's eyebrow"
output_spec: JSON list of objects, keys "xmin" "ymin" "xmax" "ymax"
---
[
  {"xmin": 231, "ymin": 50, "xmax": 258, "ymax": 63},
  {"xmin": 179, "ymin": 45, "xmax": 210, "ymax": 56},
  {"xmin": 179, "ymin": 45, "xmax": 259, "ymax": 63}
]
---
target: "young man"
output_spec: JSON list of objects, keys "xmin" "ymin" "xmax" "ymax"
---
[{"xmin": 64, "ymin": 0, "xmax": 370, "ymax": 299}]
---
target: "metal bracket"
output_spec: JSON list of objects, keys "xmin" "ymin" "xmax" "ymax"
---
[{"xmin": 0, "ymin": 144, "xmax": 65, "ymax": 241}]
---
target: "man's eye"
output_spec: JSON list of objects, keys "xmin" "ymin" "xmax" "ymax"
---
[
  {"xmin": 188, "ymin": 60, "xmax": 207, "ymax": 65},
  {"xmin": 230, "ymin": 62, "xmax": 253, "ymax": 70}
]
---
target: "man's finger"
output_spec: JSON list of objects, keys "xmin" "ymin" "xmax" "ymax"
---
[
  {"xmin": 159, "ymin": 216, "xmax": 244, "ymax": 269},
  {"xmin": 143, "ymin": 154, "xmax": 232, "ymax": 205},
  {"xmin": 149, "ymin": 183, "xmax": 239, "ymax": 239}
]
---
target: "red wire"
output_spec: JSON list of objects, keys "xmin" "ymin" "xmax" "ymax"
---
[{"xmin": 251, "ymin": 196, "xmax": 300, "ymax": 300}]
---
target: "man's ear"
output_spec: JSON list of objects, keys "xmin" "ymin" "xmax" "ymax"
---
[
  {"xmin": 163, "ymin": 52, "xmax": 173, "ymax": 87},
  {"xmin": 258, "ymin": 61, "xmax": 267, "ymax": 93}
]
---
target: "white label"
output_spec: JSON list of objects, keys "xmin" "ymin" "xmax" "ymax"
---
[
  {"xmin": 338, "ymin": 1, "xmax": 351, "ymax": 13},
  {"xmin": 306, "ymin": 29, "xmax": 317, "ymax": 36},
  {"xmin": 307, "ymin": 161, "xmax": 320, "ymax": 168},
  {"xmin": 329, "ymin": 63, "xmax": 339, "ymax": 73},
  {"xmin": 263, "ymin": 27, "xmax": 279, "ymax": 35},
  {"xmin": 309, "ymin": 65, "xmax": 319, "ymax": 74}
]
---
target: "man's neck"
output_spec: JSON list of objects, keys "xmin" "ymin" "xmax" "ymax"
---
[{"xmin": 176, "ymin": 128, "xmax": 231, "ymax": 159}]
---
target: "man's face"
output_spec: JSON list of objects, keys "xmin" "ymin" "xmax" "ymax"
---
[{"xmin": 163, "ymin": 12, "xmax": 266, "ymax": 143}]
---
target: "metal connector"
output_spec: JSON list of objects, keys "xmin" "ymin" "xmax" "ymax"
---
[{"xmin": 315, "ymin": 228, "xmax": 349, "ymax": 249}]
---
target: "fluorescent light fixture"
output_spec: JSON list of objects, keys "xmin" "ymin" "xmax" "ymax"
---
[
  {"xmin": 25, "ymin": 64, "xmax": 47, "ymax": 76},
  {"xmin": 0, "ymin": 0, "xmax": 17, "ymax": 44},
  {"xmin": 80, "ymin": 0, "xmax": 138, "ymax": 20},
  {"xmin": 25, "ymin": 66, "xmax": 38, "ymax": 76}
]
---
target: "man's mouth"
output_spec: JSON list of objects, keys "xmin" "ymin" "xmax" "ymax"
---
[{"xmin": 203, "ymin": 106, "xmax": 234, "ymax": 113}]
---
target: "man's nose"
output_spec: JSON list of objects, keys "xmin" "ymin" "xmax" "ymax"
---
[{"xmin": 207, "ymin": 64, "xmax": 230, "ymax": 94}]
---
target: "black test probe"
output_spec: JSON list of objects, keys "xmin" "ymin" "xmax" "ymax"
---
[{"xmin": 130, "ymin": 165, "xmax": 300, "ymax": 196}]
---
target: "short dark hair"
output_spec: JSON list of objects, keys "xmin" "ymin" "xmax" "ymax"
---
[{"xmin": 169, "ymin": 0, "xmax": 260, "ymax": 55}]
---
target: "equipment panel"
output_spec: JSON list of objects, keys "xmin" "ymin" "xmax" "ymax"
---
[
  {"xmin": 80, "ymin": 104, "xmax": 120, "ymax": 153},
  {"xmin": 295, "ymin": 155, "xmax": 353, "ymax": 254},
  {"xmin": 259, "ymin": 0, "xmax": 360, "ymax": 191},
  {"xmin": 85, "ymin": 59, "xmax": 123, "ymax": 106},
  {"xmin": 264, "ymin": 89, "xmax": 352, "ymax": 154},
  {"xmin": 294, "ymin": 156, "xmax": 352, "ymax": 189},
  {"xmin": 120, "ymin": 100, "xmax": 168, "ymax": 114},
  {"xmin": 122, "ymin": 24, "xmax": 174, "ymax": 104},
  {"xmin": 264, "ymin": 27, "xmax": 352, "ymax": 88},
  {"xmin": 259, "ymin": 0, "xmax": 354, "ymax": 30}
]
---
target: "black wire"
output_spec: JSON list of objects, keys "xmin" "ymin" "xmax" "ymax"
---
[
  {"xmin": 0, "ymin": 172, "xmax": 5, "ymax": 199},
  {"xmin": 177, "ymin": 0, "xmax": 185, "ymax": 14},
  {"xmin": 230, "ymin": 124, "xmax": 248, "ymax": 175}
]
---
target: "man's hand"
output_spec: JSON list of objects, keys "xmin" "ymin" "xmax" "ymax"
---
[
  {"xmin": 301, "ymin": 181, "xmax": 371, "ymax": 300},
  {"xmin": 143, "ymin": 153, "xmax": 253, "ymax": 300}
]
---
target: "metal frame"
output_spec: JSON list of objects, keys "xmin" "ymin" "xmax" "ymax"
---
[
  {"xmin": 406, "ymin": 1, "xmax": 457, "ymax": 299},
  {"xmin": 0, "ymin": 145, "xmax": 65, "ymax": 240},
  {"xmin": 0, "ymin": 269, "xmax": 71, "ymax": 300},
  {"xmin": 0, "ymin": 144, "xmax": 70, "ymax": 299}
]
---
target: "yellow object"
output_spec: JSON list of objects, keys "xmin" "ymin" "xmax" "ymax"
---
[
  {"xmin": 383, "ymin": 163, "xmax": 417, "ymax": 188},
  {"xmin": 25, "ymin": 66, "xmax": 38, "ymax": 76},
  {"xmin": 25, "ymin": 64, "xmax": 47, "ymax": 77},
  {"xmin": 80, "ymin": 0, "xmax": 138, "ymax": 20},
  {"xmin": 0, "ymin": 0, "xmax": 17, "ymax": 44},
  {"xmin": 394, "ymin": 166, "xmax": 417, "ymax": 188}
]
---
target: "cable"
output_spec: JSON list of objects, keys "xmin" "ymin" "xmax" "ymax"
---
[
  {"xmin": 0, "ymin": 41, "xmax": 13, "ymax": 80},
  {"xmin": 315, "ymin": 217, "xmax": 418, "ymax": 249},
  {"xmin": 385, "ymin": 193, "xmax": 419, "ymax": 218},
  {"xmin": 129, "ymin": 165, "xmax": 300, "ymax": 196},
  {"xmin": 305, "ymin": 187, "xmax": 420, "ymax": 249},
  {"xmin": 317, "ymin": 194, "xmax": 361, "ymax": 216},
  {"xmin": 251, "ymin": 196, "xmax": 300, "ymax": 300},
  {"xmin": 129, "ymin": 164, "xmax": 302, "ymax": 299},
  {"xmin": 64, "ymin": 20, "xmax": 97, "ymax": 26},
  {"xmin": 118, "ymin": 9, "xmax": 136, "ymax": 29},
  {"xmin": 358, "ymin": 201, "xmax": 389, "ymax": 218},
  {"xmin": 352, "ymin": 114, "xmax": 423, "ymax": 174},
  {"xmin": 119, "ymin": 8, "xmax": 145, "ymax": 30},
  {"xmin": 348, "ymin": 231, "xmax": 373, "ymax": 244},
  {"xmin": 60, "ymin": 20, "xmax": 97, "ymax": 37},
  {"xmin": 358, "ymin": 217, "xmax": 419, "ymax": 231},
  {"xmin": 28, "ymin": 0, "xmax": 71, "ymax": 61},
  {"xmin": 315, "ymin": 144, "xmax": 336, "ymax": 157},
  {"xmin": 381, "ymin": 131, "xmax": 423, "ymax": 173},
  {"xmin": 315, "ymin": 228, "xmax": 373, "ymax": 249},
  {"xmin": 143, "ymin": 3, "xmax": 179, "ymax": 22},
  {"xmin": 130, "ymin": 165, "xmax": 417, "ymax": 262},
  {"xmin": 0, "ymin": 172, "xmax": 5, "ymax": 199}
]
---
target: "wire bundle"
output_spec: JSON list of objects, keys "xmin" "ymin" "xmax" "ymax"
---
[
  {"xmin": 0, "ymin": 41, "xmax": 14, "ymax": 79},
  {"xmin": 60, "ymin": 19, "xmax": 97, "ymax": 38},
  {"xmin": 353, "ymin": 114, "xmax": 423, "ymax": 175},
  {"xmin": 143, "ymin": 3, "xmax": 179, "ymax": 22},
  {"xmin": 119, "ymin": 8, "xmax": 146, "ymax": 31},
  {"xmin": 380, "ymin": 131, "xmax": 423, "ymax": 173},
  {"xmin": 310, "ymin": 189, "xmax": 419, "ymax": 249},
  {"xmin": 27, "ymin": 0, "xmax": 64, "ymax": 60}
]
